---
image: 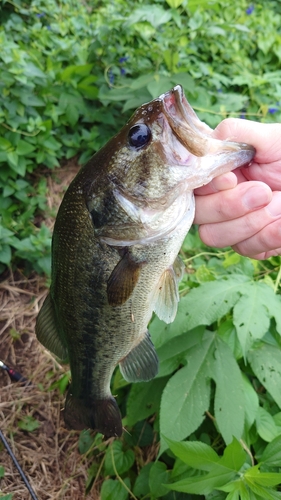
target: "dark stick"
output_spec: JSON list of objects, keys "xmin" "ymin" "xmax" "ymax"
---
[{"xmin": 0, "ymin": 429, "xmax": 39, "ymax": 500}]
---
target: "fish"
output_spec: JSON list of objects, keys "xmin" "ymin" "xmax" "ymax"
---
[{"xmin": 36, "ymin": 85, "xmax": 255, "ymax": 438}]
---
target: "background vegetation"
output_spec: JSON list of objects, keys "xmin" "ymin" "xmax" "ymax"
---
[{"xmin": 1, "ymin": 0, "xmax": 281, "ymax": 498}]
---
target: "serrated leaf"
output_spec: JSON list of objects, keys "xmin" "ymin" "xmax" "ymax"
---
[
  {"xmin": 260, "ymin": 435, "xmax": 281, "ymax": 466},
  {"xmin": 160, "ymin": 332, "xmax": 214, "ymax": 445},
  {"xmin": 164, "ymin": 438, "xmax": 219, "ymax": 471},
  {"xmin": 233, "ymin": 282, "xmax": 271, "ymax": 356},
  {"xmin": 245, "ymin": 466, "xmax": 281, "ymax": 487},
  {"xmin": 104, "ymin": 441, "xmax": 134, "ymax": 476},
  {"xmin": 156, "ymin": 326, "xmax": 205, "ymax": 377},
  {"xmin": 212, "ymin": 338, "xmax": 245, "ymax": 444},
  {"xmin": 182, "ymin": 276, "xmax": 248, "ymax": 330},
  {"xmin": 165, "ymin": 439, "xmax": 245, "ymax": 495},
  {"xmin": 255, "ymin": 407, "xmax": 278, "ymax": 442},
  {"xmin": 248, "ymin": 343, "xmax": 281, "ymax": 407},
  {"xmin": 126, "ymin": 376, "xmax": 169, "ymax": 426}
]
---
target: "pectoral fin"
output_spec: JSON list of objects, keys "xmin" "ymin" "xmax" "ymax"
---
[
  {"xmin": 35, "ymin": 293, "xmax": 68, "ymax": 360},
  {"xmin": 119, "ymin": 331, "xmax": 158, "ymax": 382},
  {"xmin": 153, "ymin": 257, "xmax": 185, "ymax": 324},
  {"xmin": 107, "ymin": 251, "xmax": 146, "ymax": 306}
]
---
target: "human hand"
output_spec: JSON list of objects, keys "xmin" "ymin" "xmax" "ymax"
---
[{"xmin": 194, "ymin": 118, "xmax": 281, "ymax": 259}]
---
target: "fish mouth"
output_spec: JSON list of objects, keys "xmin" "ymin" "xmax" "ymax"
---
[{"xmin": 159, "ymin": 85, "xmax": 255, "ymax": 188}]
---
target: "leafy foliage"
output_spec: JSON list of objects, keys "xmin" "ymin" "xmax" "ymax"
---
[{"xmin": 2, "ymin": 0, "xmax": 281, "ymax": 498}]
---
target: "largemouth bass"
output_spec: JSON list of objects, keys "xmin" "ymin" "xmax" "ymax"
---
[{"xmin": 36, "ymin": 85, "xmax": 255, "ymax": 438}]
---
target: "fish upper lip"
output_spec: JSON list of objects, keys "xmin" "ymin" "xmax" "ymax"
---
[{"xmin": 159, "ymin": 85, "xmax": 255, "ymax": 158}]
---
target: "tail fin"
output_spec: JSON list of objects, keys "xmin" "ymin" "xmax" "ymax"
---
[{"xmin": 63, "ymin": 391, "xmax": 123, "ymax": 438}]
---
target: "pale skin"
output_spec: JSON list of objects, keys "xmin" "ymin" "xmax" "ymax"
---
[{"xmin": 194, "ymin": 118, "xmax": 281, "ymax": 260}]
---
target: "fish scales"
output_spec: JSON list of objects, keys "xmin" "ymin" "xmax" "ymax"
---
[{"xmin": 36, "ymin": 85, "xmax": 255, "ymax": 437}]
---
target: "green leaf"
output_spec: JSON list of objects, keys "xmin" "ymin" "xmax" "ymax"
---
[
  {"xmin": 156, "ymin": 327, "xmax": 205, "ymax": 377},
  {"xmin": 16, "ymin": 139, "xmax": 35, "ymax": 155},
  {"xmin": 245, "ymin": 466, "xmax": 281, "ymax": 487},
  {"xmin": 0, "ymin": 244, "xmax": 12, "ymax": 265},
  {"xmin": 248, "ymin": 343, "xmax": 281, "ymax": 408},
  {"xmin": 181, "ymin": 276, "xmax": 248, "ymax": 330},
  {"xmin": 165, "ymin": 0, "xmax": 184, "ymax": 8},
  {"xmin": 164, "ymin": 438, "xmax": 219, "ymax": 471},
  {"xmin": 260, "ymin": 435, "xmax": 281, "ymax": 467},
  {"xmin": 126, "ymin": 376, "xmax": 169, "ymax": 426},
  {"xmin": 166, "ymin": 439, "xmax": 246, "ymax": 495},
  {"xmin": 133, "ymin": 463, "xmax": 153, "ymax": 498},
  {"xmin": 17, "ymin": 415, "xmax": 40, "ymax": 432},
  {"xmin": 149, "ymin": 461, "xmax": 170, "ymax": 498},
  {"xmin": 241, "ymin": 374, "xmax": 259, "ymax": 428},
  {"xmin": 160, "ymin": 332, "xmax": 214, "ymax": 445},
  {"xmin": 104, "ymin": 441, "xmax": 134, "ymax": 476},
  {"xmin": 233, "ymin": 282, "xmax": 271, "ymax": 356},
  {"xmin": 0, "ymin": 466, "xmax": 4, "ymax": 478},
  {"xmin": 255, "ymin": 407, "xmax": 278, "ymax": 442},
  {"xmin": 212, "ymin": 338, "xmax": 245, "ymax": 444},
  {"xmin": 100, "ymin": 478, "xmax": 130, "ymax": 500},
  {"xmin": 78, "ymin": 429, "xmax": 95, "ymax": 454},
  {"xmin": 0, "ymin": 137, "xmax": 12, "ymax": 151},
  {"xmin": 65, "ymin": 104, "xmax": 79, "ymax": 126}
]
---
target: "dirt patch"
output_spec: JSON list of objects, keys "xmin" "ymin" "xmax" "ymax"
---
[{"xmin": 0, "ymin": 162, "xmax": 102, "ymax": 499}]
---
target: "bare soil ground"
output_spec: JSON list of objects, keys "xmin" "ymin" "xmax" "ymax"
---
[{"xmin": 0, "ymin": 162, "xmax": 102, "ymax": 499}]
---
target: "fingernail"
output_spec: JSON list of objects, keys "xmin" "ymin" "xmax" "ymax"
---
[
  {"xmin": 267, "ymin": 192, "xmax": 281, "ymax": 216},
  {"xmin": 243, "ymin": 185, "xmax": 272, "ymax": 209}
]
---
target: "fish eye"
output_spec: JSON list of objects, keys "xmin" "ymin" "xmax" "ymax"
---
[{"xmin": 128, "ymin": 124, "xmax": 151, "ymax": 149}]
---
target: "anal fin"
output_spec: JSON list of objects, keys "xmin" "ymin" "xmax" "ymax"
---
[
  {"xmin": 107, "ymin": 250, "xmax": 146, "ymax": 306},
  {"xmin": 119, "ymin": 331, "xmax": 158, "ymax": 383},
  {"xmin": 35, "ymin": 293, "xmax": 68, "ymax": 360},
  {"xmin": 153, "ymin": 256, "xmax": 185, "ymax": 324}
]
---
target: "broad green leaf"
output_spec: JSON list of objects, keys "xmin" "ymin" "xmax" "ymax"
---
[
  {"xmin": 104, "ymin": 441, "xmax": 134, "ymax": 476},
  {"xmin": 255, "ymin": 407, "xmax": 278, "ymax": 442},
  {"xmin": 181, "ymin": 276, "xmax": 248, "ymax": 330},
  {"xmin": 156, "ymin": 326, "xmax": 205, "ymax": 377},
  {"xmin": 149, "ymin": 462, "xmax": 170, "ymax": 498},
  {"xmin": 100, "ymin": 478, "xmax": 130, "ymax": 500},
  {"xmin": 0, "ymin": 244, "xmax": 12, "ymax": 265},
  {"xmin": 0, "ymin": 466, "xmax": 4, "ymax": 477},
  {"xmin": 133, "ymin": 463, "xmax": 153, "ymax": 498},
  {"xmin": 126, "ymin": 376, "xmax": 169, "ymax": 426},
  {"xmin": 212, "ymin": 338, "xmax": 245, "ymax": 443},
  {"xmin": 165, "ymin": 0, "xmax": 183, "ymax": 8},
  {"xmin": 0, "ymin": 137, "xmax": 12, "ymax": 151},
  {"xmin": 16, "ymin": 139, "xmax": 35, "ymax": 155},
  {"xmin": 166, "ymin": 439, "xmax": 246, "ymax": 495},
  {"xmin": 164, "ymin": 438, "xmax": 219, "ymax": 471},
  {"xmin": 241, "ymin": 374, "xmax": 259, "ymax": 428},
  {"xmin": 244, "ymin": 478, "xmax": 281, "ymax": 500},
  {"xmin": 260, "ymin": 435, "xmax": 281, "ymax": 466},
  {"xmin": 248, "ymin": 343, "xmax": 281, "ymax": 407},
  {"xmin": 244, "ymin": 466, "xmax": 281, "ymax": 487},
  {"xmin": 233, "ymin": 282, "xmax": 271, "ymax": 356},
  {"xmin": 78, "ymin": 429, "xmax": 95, "ymax": 454},
  {"xmin": 160, "ymin": 332, "xmax": 214, "ymax": 445}
]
